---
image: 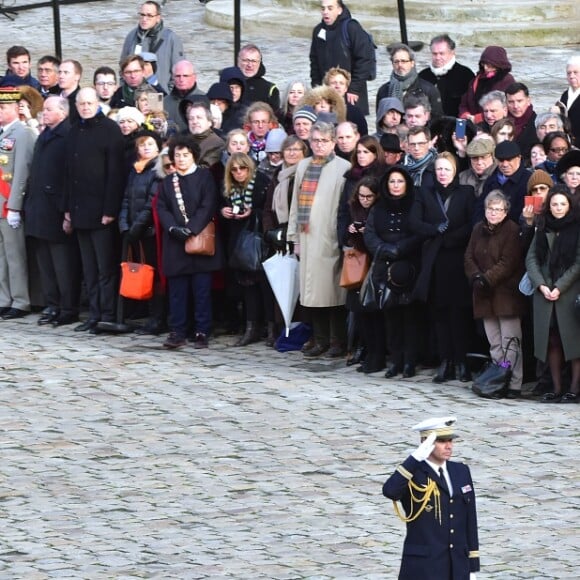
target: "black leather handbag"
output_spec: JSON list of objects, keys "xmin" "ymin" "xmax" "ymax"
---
[{"xmin": 472, "ymin": 337, "xmax": 520, "ymax": 399}]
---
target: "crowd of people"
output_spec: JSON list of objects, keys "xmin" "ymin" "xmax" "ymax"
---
[{"xmin": 1, "ymin": 1, "xmax": 580, "ymax": 404}]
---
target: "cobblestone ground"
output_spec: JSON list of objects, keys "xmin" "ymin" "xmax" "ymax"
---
[
  {"xmin": 0, "ymin": 316, "xmax": 578, "ymax": 579},
  {"xmin": 0, "ymin": 2, "xmax": 579, "ymax": 578}
]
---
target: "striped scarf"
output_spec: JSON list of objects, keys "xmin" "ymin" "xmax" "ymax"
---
[{"xmin": 297, "ymin": 154, "xmax": 334, "ymax": 225}]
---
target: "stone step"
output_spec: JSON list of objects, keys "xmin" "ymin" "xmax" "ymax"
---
[{"xmin": 204, "ymin": 0, "xmax": 580, "ymax": 47}]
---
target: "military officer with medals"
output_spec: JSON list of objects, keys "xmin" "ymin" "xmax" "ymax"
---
[
  {"xmin": 0, "ymin": 86, "xmax": 36, "ymax": 318},
  {"xmin": 383, "ymin": 417, "xmax": 480, "ymax": 580}
]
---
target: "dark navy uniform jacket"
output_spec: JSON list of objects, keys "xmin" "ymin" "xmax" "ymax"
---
[{"xmin": 383, "ymin": 455, "xmax": 480, "ymax": 580}]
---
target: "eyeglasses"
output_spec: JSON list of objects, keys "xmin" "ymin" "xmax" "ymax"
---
[
  {"xmin": 231, "ymin": 166, "xmax": 249, "ymax": 172},
  {"xmin": 95, "ymin": 81, "xmax": 116, "ymax": 87},
  {"xmin": 531, "ymin": 185, "xmax": 549, "ymax": 192},
  {"xmin": 163, "ymin": 163, "xmax": 174, "ymax": 170},
  {"xmin": 285, "ymin": 147, "xmax": 304, "ymax": 153},
  {"xmin": 392, "ymin": 59, "xmax": 411, "ymax": 65},
  {"xmin": 138, "ymin": 12, "xmax": 158, "ymax": 18},
  {"xmin": 358, "ymin": 194, "xmax": 375, "ymax": 200},
  {"xmin": 311, "ymin": 138, "xmax": 332, "ymax": 144},
  {"xmin": 240, "ymin": 58, "xmax": 259, "ymax": 65},
  {"xmin": 485, "ymin": 207, "xmax": 506, "ymax": 213},
  {"xmin": 250, "ymin": 119, "xmax": 268, "ymax": 125},
  {"xmin": 408, "ymin": 141, "xmax": 428, "ymax": 148},
  {"xmin": 549, "ymin": 147, "xmax": 569, "ymax": 154}
]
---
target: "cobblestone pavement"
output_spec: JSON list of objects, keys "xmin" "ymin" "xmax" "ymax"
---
[
  {"xmin": 0, "ymin": 2, "xmax": 579, "ymax": 578},
  {"xmin": 0, "ymin": 316, "xmax": 578, "ymax": 579}
]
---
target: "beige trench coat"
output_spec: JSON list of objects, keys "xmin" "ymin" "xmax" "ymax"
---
[{"xmin": 287, "ymin": 155, "xmax": 351, "ymax": 307}]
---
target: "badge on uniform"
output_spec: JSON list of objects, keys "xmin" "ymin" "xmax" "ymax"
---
[
  {"xmin": 461, "ymin": 484, "xmax": 472, "ymax": 494},
  {"xmin": 1, "ymin": 138, "xmax": 15, "ymax": 151}
]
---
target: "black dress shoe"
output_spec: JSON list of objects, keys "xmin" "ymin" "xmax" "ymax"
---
[
  {"xmin": 326, "ymin": 343, "xmax": 346, "ymax": 358},
  {"xmin": 402, "ymin": 363, "xmax": 416, "ymax": 378},
  {"xmin": 52, "ymin": 314, "xmax": 79, "ymax": 327},
  {"xmin": 2, "ymin": 308, "xmax": 29, "ymax": 320},
  {"xmin": 303, "ymin": 343, "xmax": 329, "ymax": 357},
  {"xmin": 433, "ymin": 360, "xmax": 455, "ymax": 383},
  {"xmin": 74, "ymin": 319, "xmax": 98, "ymax": 332},
  {"xmin": 38, "ymin": 311, "xmax": 59, "ymax": 325},
  {"xmin": 346, "ymin": 346, "xmax": 366, "ymax": 366},
  {"xmin": 0, "ymin": 307, "xmax": 10, "ymax": 316},
  {"xmin": 385, "ymin": 363, "xmax": 402, "ymax": 379},
  {"xmin": 362, "ymin": 362, "xmax": 385, "ymax": 374},
  {"xmin": 455, "ymin": 363, "xmax": 472, "ymax": 382}
]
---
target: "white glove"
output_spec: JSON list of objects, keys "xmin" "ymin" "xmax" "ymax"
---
[
  {"xmin": 6, "ymin": 210, "xmax": 21, "ymax": 229},
  {"xmin": 411, "ymin": 432, "xmax": 436, "ymax": 461},
  {"xmin": 469, "ymin": 574, "xmax": 477, "ymax": 580}
]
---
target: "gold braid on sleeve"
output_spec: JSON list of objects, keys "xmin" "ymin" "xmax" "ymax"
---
[{"xmin": 393, "ymin": 477, "xmax": 441, "ymax": 524}]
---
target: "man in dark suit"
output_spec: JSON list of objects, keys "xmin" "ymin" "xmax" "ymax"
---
[
  {"xmin": 63, "ymin": 87, "xmax": 126, "ymax": 332},
  {"xmin": 383, "ymin": 417, "xmax": 480, "ymax": 580},
  {"xmin": 24, "ymin": 96, "xmax": 81, "ymax": 327}
]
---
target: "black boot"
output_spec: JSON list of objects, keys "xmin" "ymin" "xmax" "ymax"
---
[
  {"xmin": 265, "ymin": 322, "xmax": 277, "ymax": 347},
  {"xmin": 433, "ymin": 360, "xmax": 455, "ymax": 383},
  {"xmin": 235, "ymin": 322, "xmax": 261, "ymax": 346},
  {"xmin": 455, "ymin": 362, "xmax": 472, "ymax": 382},
  {"xmin": 347, "ymin": 346, "xmax": 366, "ymax": 367}
]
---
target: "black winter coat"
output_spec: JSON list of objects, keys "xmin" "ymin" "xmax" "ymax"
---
[
  {"xmin": 119, "ymin": 158, "xmax": 161, "ymax": 239},
  {"xmin": 240, "ymin": 63, "xmax": 280, "ymax": 113},
  {"xmin": 410, "ymin": 179, "xmax": 475, "ymax": 306},
  {"xmin": 24, "ymin": 119, "xmax": 72, "ymax": 243},
  {"xmin": 63, "ymin": 113, "xmax": 127, "ymax": 229},
  {"xmin": 376, "ymin": 77, "xmax": 443, "ymax": 120},
  {"xmin": 156, "ymin": 167, "xmax": 223, "ymax": 277},
  {"xmin": 309, "ymin": 7, "xmax": 371, "ymax": 115},
  {"xmin": 419, "ymin": 62, "xmax": 474, "ymax": 117}
]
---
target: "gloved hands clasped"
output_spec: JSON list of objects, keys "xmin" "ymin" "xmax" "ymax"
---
[{"xmin": 169, "ymin": 226, "xmax": 192, "ymax": 242}]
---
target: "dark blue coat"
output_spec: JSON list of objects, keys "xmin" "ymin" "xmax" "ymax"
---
[
  {"xmin": 24, "ymin": 119, "xmax": 71, "ymax": 243},
  {"xmin": 383, "ymin": 456, "xmax": 480, "ymax": 580},
  {"xmin": 156, "ymin": 167, "xmax": 223, "ymax": 277}
]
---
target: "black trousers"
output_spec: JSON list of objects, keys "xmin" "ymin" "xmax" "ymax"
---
[
  {"xmin": 77, "ymin": 225, "xmax": 119, "ymax": 322},
  {"xmin": 30, "ymin": 236, "xmax": 81, "ymax": 317},
  {"xmin": 432, "ymin": 304, "xmax": 471, "ymax": 363},
  {"xmin": 386, "ymin": 304, "xmax": 421, "ymax": 366},
  {"xmin": 308, "ymin": 305, "xmax": 347, "ymax": 346}
]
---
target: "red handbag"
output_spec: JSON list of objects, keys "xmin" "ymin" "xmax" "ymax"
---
[{"xmin": 119, "ymin": 243, "xmax": 155, "ymax": 300}]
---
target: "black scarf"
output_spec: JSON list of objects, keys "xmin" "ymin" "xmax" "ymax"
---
[
  {"xmin": 535, "ymin": 213, "xmax": 580, "ymax": 278},
  {"xmin": 137, "ymin": 20, "xmax": 164, "ymax": 53}
]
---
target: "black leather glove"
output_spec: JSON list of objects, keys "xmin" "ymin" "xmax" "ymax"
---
[
  {"xmin": 437, "ymin": 221, "xmax": 449, "ymax": 234},
  {"xmin": 265, "ymin": 228, "xmax": 286, "ymax": 248},
  {"xmin": 169, "ymin": 226, "xmax": 192, "ymax": 242},
  {"xmin": 472, "ymin": 273, "xmax": 490, "ymax": 290},
  {"xmin": 126, "ymin": 223, "xmax": 145, "ymax": 243},
  {"xmin": 378, "ymin": 243, "xmax": 399, "ymax": 260}
]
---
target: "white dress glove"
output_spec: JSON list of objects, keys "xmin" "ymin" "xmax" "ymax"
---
[
  {"xmin": 469, "ymin": 573, "xmax": 477, "ymax": 580},
  {"xmin": 411, "ymin": 432, "xmax": 436, "ymax": 461},
  {"xmin": 6, "ymin": 210, "xmax": 21, "ymax": 229}
]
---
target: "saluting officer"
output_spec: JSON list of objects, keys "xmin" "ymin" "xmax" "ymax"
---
[
  {"xmin": 0, "ymin": 86, "xmax": 36, "ymax": 319},
  {"xmin": 383, "ymin": 417, "xmax": 480, "ymax": 580}
]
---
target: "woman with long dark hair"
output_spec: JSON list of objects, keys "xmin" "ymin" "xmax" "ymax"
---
[{"xmin": 525, "ymin": 186, "xmax": 580, "ymax": 402}]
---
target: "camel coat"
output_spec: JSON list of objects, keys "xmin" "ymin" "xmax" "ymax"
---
[{"xmin": 287, "ymin": 155, "xmax": 351, "ymax": 307}]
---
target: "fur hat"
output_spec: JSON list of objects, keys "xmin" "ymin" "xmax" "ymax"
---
[
  {"xmin": 17, "ymin": 85, "xmax": 44, "ymax": 119},
  {"xmin": 556, "ymin": 149, "xmax": 580, "ymax": 178},
  {"xmin": 527, "ymin": 169, "xmax": 553, "ymax": 194},
  {"xmin": 117, "ymin": 106, "xmax": 145, "ymax": 127},
  {"xmin": 298, "ymin": 85, "xmax": 347, "ymax": 124}
]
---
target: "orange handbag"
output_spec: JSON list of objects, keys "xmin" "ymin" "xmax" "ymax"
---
[
  {"xmin": 184, "ymin": 220, "xmax": 216, "ymax": 256},
  {"xmin": 339, "ymin": 247, "xmax": 370, "ymax": 290},
  {"xmin": 119, "ymin": 243, "xmax": 155, "ymax": 300}
]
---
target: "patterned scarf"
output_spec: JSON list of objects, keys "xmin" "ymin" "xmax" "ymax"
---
[
  {"xmin": 229, "ymin": 174, "xmax": 255, "ymax": 211},
  {"xmin": 297, "ymin": 154, "xmax": 334, "ymax": 225},
  {"xmin": 388, "ymin": 68, "xmax": 419, "ymax": 101},
  {"xmin": 404, "ymin": 148, "xmax": 437, "ymax": 186}
]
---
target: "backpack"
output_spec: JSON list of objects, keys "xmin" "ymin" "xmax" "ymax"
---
[{"xmin": 340, "ymin": 18, "xmax": 377, "ymax": 81}]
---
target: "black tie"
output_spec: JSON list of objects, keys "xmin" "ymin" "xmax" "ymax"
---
[{"xmin": 439, "ymin": 467, "xmax": 449, "ymax": 493}]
